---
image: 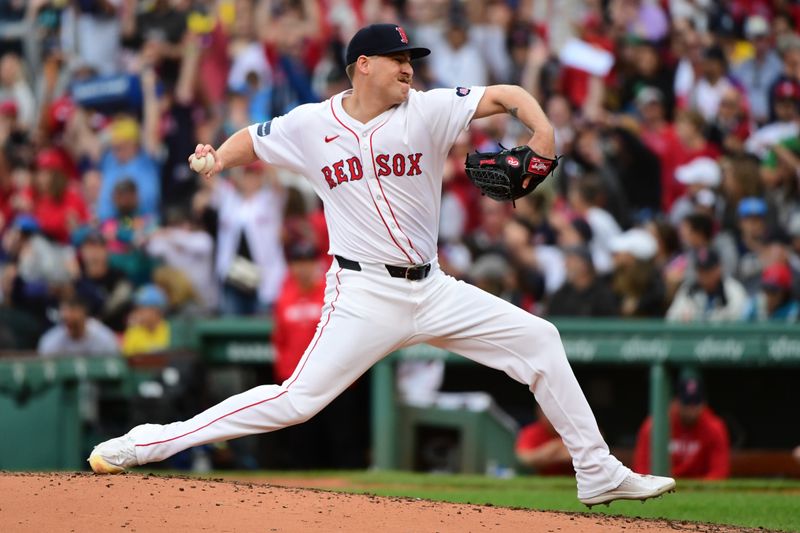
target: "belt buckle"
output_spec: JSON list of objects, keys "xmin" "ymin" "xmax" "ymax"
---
[{"xmin": 405, "ymin": 263, "xmax": 428, "ymax": 280}]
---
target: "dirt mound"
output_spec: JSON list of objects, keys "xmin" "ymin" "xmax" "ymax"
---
[{"xmin": 0, "ymin": 472, "xmax": 744, "ymax": 532}]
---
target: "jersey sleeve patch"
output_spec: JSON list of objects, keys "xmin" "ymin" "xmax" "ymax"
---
[
  {"xmin": 257, "ymin": 120, "xmax": 272, "ymax": 136},
  {"xmin": 455, "ymin": 87, "xmax": 471, "ymax": 97}
]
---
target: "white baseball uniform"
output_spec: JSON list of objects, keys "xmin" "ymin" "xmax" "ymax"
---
[{"xmin": 129, "ymin": 87, "xmax": 629, "ymax": 499}]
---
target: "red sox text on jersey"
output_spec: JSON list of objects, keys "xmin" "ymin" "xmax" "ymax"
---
[{"xmin": 321, "ymin": 153, "xmax": 422, "ymax": 189}]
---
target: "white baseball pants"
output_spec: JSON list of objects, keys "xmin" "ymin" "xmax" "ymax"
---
[{"xmin": 132, "ymin": 259, "xmax": 629, "ymax": 499}]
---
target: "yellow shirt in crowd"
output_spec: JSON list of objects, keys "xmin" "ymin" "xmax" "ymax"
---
[{"xmin": 122, "ymin": 321, "xmax": 171, "ymax": 357}]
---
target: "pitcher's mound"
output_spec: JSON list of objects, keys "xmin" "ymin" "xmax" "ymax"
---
[{"xmin": 0, "ymin": 472, "xmax": 740, "ymax": 532}]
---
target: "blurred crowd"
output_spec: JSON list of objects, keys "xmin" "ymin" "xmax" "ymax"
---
[{"xmin": 1, "ymin": 0, "xmax": 800, "ymax": 356}]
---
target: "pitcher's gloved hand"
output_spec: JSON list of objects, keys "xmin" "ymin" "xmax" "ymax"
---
[{"xmin": 465, "ymin": 145, "xmax": 560, "ymax": 206}]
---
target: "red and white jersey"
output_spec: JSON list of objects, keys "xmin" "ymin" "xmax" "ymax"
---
[{"xmin": 248, "ymin": 86, "xmax": 486, "ymax": 265}]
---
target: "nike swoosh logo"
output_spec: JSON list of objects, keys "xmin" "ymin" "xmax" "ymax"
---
[{"xmin": 325, "ymin": 135, "xmax": 340, "ymax": 143}]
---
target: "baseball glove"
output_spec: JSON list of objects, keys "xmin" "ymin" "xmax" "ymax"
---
[{"xmin": 464, "ymin": 145, "xmax": 559, "ymax": 206}]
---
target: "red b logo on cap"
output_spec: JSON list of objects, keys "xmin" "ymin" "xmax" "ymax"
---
[{"xmin": 396, "ymin": 26, "xmax": 409, "ymax": 44}]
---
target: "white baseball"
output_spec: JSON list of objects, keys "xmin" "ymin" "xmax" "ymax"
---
[{"xmin": 191, "ymin": 153, "xmax": 215, "ymax": 173}]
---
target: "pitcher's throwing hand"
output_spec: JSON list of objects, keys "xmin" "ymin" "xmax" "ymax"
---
[{"xmin": 188, "ymin": 144, "xmax": 222, "ymax": 180}]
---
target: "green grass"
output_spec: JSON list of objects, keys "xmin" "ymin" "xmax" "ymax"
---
[{"xmin": 173, "ymin": 470, "xmax": 800, "ymax": 532}]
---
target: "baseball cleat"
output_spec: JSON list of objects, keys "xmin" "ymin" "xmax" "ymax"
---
[
  {"xmin": 88, "ymin": 451, "xmax": 128, "ymax": 474},
  {"xmin": 87, "ymin": 424, "xmax": 155, "ymax": 474},
  {"xmin": 579, "ymin": 472, "xmax": 676, "ymax": 508}
]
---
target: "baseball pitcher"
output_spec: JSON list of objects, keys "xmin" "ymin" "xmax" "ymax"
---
[{"xmin": 89, "ymin": 24, "xmax": 675, "ymax": 506}]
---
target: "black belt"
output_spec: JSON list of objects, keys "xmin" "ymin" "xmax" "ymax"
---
[{"xmin": 335, "ymin": 255, "xmax": 432, "ymax": 280}]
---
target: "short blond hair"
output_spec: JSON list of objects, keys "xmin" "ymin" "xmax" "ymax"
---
[{"xmin": 345, "ymin": 63, "xmax": 356, "ymax": 81}]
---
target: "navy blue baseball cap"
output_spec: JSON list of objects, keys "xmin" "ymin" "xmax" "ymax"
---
[
  {"xmin": 345, "ymin": 24, "xmax": 431, "ymax": 66},
  {"xmin": 677, "ymin": 376, "xmax": 705, "ymax": 405},
  {"xmin": 693, "ymin": 247, "xmax": 721, "ymax": 271}
]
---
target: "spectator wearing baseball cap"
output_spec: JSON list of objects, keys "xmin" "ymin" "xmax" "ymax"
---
[
  {"xmin": 18, "ymin": 148, "xmax": 89, "ymax": 244},
  {"xmin": 768, "ymin": 33, "xmax": 800, "ymax": 120},
  {"xmin": 673, "ymin": 212, "xmax": 737, "ymax": 294},
  {"xmin": 734, "ymin": 197, "xmax": 771, "ymax": 295},
  {"xmin": 757, "ymin": 45, "xmax": 796, "ymax": 137},
  {"xmin": 121, "ymin": 284, "xmax": 171, "ymax": 357},
  {"xmin": 634, "ymin": 374, "xmax": 730, "ymax": 480},
  {"xmin": 669, "ymin": 157, "xmax": 721, "ymax": 226},
  {"xmin": 272, "ymin": 241, "xmax": 325, "ymax": 384},
  {"xmin": 622, "ymin": 43, "xmax": 675, "ymax": 121},
  {"xmin": 674, "ymin": 111, "xmax": 721, "ymax": 209},
  {"xmin": 770, "ymin": 42, "xmax": 800, "ymax": 122},
  {"xmin": 744, "ymin": 77, "xmax": 800, "ymax": 158},
  {"xmin": 98, "ymin": 179, "xmax": 160, "ymax": 286},
  {"xmin": 733, "ymin": 15, "xmax": 783, "ymax": 125},
  {"xmin": 608, "ymin": 228, "xmax": 666, "ymax": 317},
  {"xmin": 745, "ymin": 262, "xmax": 799, "ymax": 322},
  {"xmin": 666, "ymin": 247, "xmax": 749, "ymax": 322}
]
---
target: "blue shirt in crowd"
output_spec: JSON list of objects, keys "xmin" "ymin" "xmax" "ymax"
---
[{"xmin": 97, "ymin": 149, "xmax": 161, "ymax": 221}]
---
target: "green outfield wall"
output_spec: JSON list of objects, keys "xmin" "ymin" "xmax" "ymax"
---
[{"xmin": 2, "ymin": 319, "xmax": 799, "ymax": 472}]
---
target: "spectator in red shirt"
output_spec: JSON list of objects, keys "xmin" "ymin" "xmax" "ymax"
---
[
  {"xmin": 634, "ymin": 376, "xmax": 730, "ymax": 480},
  {"xmin": 515, "ymin": 404, "xmax": 574, "ymax": 476},
  {"xmin": 676, "ymin": 110, "xmax": 722, "ymax": 165},
  {"xmin": 637, "ymin": 87, "xmax": 683, "ymax": 213},
  {"xmin": 19, "ymin": 148, "xmax": 88, "ymax": 244},
  {"xmin": 272, "ymin": 240, "xmax": 326, "ymax": 384}
]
